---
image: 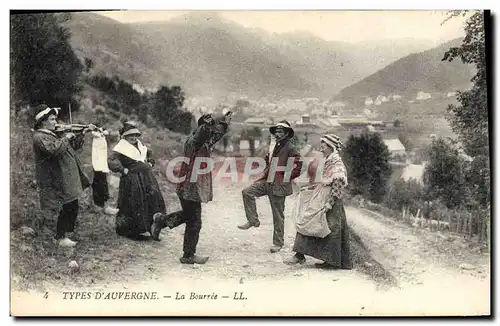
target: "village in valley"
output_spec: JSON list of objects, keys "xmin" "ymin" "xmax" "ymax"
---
[{"xmin": 183, "ymin": 89, "xmax": 461, "ymax": 184}]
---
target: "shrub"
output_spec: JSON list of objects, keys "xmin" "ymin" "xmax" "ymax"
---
[
  {"xmin": 423, "ymin": 138, "xmax": 468, "ymax": 209},
  {"xmin": 384, "ymin": 178, "xmax": 425, "ymax": 215},
  {"xmin": 10, "ymin": 108, "xmax": 39, "ymax": 229},
  {"xmin": 343, "ymin": 132, "xmax": 392, "ymax": 203}
]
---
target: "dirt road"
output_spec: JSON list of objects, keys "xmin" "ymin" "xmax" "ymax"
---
[{"xmin": 10, "ymin": 179, "xmax": 490, "ymax": 316}]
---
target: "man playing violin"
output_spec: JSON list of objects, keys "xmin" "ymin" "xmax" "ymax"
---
[{"xmin": 32, "ymin": 104, "xmax": 96, "ymax": 247}]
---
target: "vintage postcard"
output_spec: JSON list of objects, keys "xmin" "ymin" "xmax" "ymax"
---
[{"xmin": 9, "ymin": 9, "xmax": 491, "ymax": 316}]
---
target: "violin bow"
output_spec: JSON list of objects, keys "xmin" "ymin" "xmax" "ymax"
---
[{"xmin": 68, "ymin": 102, "xmax": 73, "ymax": 125}]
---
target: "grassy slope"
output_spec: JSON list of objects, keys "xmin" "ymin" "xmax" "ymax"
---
[{"xmin": 10, "ymin": 85, "xmax": 187, "ymax": 291}]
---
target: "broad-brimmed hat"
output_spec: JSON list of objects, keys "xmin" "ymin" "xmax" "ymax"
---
[
  {"xmin": 120, "ymin": 121, "xmax": 142, "ymax": 137},
  {"xmin": 34, "ymin": 104, "xmax": 60, "ymax": 125},
  {"xmin": 321, "ymin": 133, "xmax": 343, "ymax": 152},
  {"xmin": 269, "ymin": 120, "xmax": 294, "ymax": 138}
]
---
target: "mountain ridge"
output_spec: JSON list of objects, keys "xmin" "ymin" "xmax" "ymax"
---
[
  {"xmin": 335, "ymin": 37, "xmax": 475, "ymax": 105},
  {"xmin": 65, "ymin": 12, "xmax": 471, "ymax": 102}
]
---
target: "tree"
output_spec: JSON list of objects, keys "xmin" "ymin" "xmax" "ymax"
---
[
  {"xmin": 441, "ymin": 10, "xmax": 490, "ymax": 210},
  {"xmin": 398, "ymin": 133, "xmax": 413, "ymax": 152},
  {"xmin": 343, "ymin": 132, "xmax": 392, "ymax": 203},
  {"xmin": 137, "ymin": 104, "xmax": 149, "ymax": 123},
  {"xmin": 233, "ymin": 99, "xmax": 250, "ymax": 114},
  {"xmin": 152, "ymin": 86, "xmax": 182, "ymax": 122},
  {"xmin": 222, "ymin": 133, "xmax": 231, "ymax": 153},
  {"xmin": 423, "ymin": 138, "xmax": 468, "ymax": 209},
  {"xmin": 170, "ymin": 111, "xmax": 194, "ymax": 135},
  {"xmin": 442, "ymin": 11, "xmax": 489, "ymax": 158},
  {"xmin": 465, "ymin": 155, "xmax": 490, "ymax": 208},
  {"xmin": 84, "ymin": 57, "xmax": 94, "ymax": 72},
  {"xmin": 10, "ymin": 13, "xmax": 83, "ymax": 111},
  {"xmin": 384, "ymin": 178, "xmax": 425, "ymax": 214},
  {"xmin": 239, "ymin": 127, "xmax": 263, "ymax": 156},
  {"xmin": 151, "ymin": 85, "xmax": 192, "ymax": 134}
]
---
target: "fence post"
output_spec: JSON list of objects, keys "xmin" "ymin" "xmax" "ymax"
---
[
  {"xmin": 478, "ymin": 211, "xmax": 483, "ymax": 242},
  {"xmin": 436, "ymin": 210, "xmax": 441, "ymax": 232},
  {"xmin": 468, "ymin": 212, "xmax": 473, "ymax": 239},
  {"xmin": 487, "ymin": 209, "xmax": 491, "ymax": 251}
]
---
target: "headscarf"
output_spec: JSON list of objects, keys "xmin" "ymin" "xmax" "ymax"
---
[
  {"xmin": 320, "ymin": 133, "xmax": 343, "ymax": 153},
  {"xmin": 321, "ymin": 134, "xmax": 348, "ymax": 187}
]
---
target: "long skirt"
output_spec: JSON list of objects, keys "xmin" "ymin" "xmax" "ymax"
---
[
  {"xmin": 293, "ymin": 198, "xmax": 352, "ymax": 269},
  {"xmin": 115, "ymin": 168, "xmax": 166, "ymax": 237}
]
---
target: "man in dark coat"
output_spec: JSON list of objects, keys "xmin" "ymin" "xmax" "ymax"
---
[
  {"xmin": 32, "ymin": 105, "xmax": 92, "ymax": 247},
  {"xmin": 237, "ymin": 120, "xmax": 302, "ymax": 253},
  {"xmin": 152, "ymin": 112, "xmax": 231, "ymax": 264}
]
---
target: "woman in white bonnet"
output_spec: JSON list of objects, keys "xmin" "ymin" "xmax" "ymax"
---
[{"xmin": 108, "ymin": 121, "xmax": 166, "ymax": 240}]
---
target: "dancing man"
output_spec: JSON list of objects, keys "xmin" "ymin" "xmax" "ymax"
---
[{"xmin": 237, "ymin": 120, "xmax": 302, "ymax": 253}]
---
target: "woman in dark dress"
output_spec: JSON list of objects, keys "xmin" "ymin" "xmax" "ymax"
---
[
  {"xmin": 109, "ymin": 122, "xmax": 166, "ymax": 240},
  {"xmin": 284, "ymin": 133, "xmax": 352, "ymax": 269}
]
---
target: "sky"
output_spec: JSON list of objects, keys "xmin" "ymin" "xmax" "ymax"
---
[{"xmin": 98, "ymin": 10, "xmax": 469, "ymax": 45}]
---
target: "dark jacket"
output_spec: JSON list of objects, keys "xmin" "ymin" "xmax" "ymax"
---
[
  {"xmin": 33, "ymin": 129, "xmax": 90, "ymax": 212},
  {"xmin": 256, "ymin": 137, "xmax": 302, "ymax": 196},
  {"xmin": 177, "ymin": 118, "xmax": 229, "ymax": 203}
]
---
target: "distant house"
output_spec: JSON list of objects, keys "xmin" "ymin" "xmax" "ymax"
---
[
  {"xmin": 318, "ymin": 118, "xmax": 341, "ymax": 129},
  {"xmin": 330, "ymin": 101, "xmax": 346, "ymax": 108},
  {"xmin": 363, "ymin": 108, "xmax": 373, "ymax": 117},
  {"xmin": 239, "ymin": 140, "xmax": 251, "ymax": 156},
  {"xmin": 376, "ymin": 95, "xmax": 389, "ymax": 103},
  {"xmin": 295, "ymin": 115, "xmax": 322, "ymax": 132},
  {"xmin": 366, "ymin": 125, "xmax": 376, "ymax": 133},
  {"xmin": 244, "ymin": 117, "xmax": 272, "ymax": 126},
  {"xmin": 416, "ymin": 91, "xmax": 432, "ymax": 100},
  {"xmin": 383, "ymin": 139, "xmax": 406, "ymax": 158},
  {"xmin": 338, "ymin": 119, "xmax": 385, "ymax": 132},
  {"xmin": 284, "ymin": 114, "xmax": 301, "ymax": 125}
]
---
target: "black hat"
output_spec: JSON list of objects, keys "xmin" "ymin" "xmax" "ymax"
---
[{"xmin": 269, "ymin": 120, "xmax": 294, "ymax": 138}]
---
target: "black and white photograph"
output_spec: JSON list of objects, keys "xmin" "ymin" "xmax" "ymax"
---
[{"xmin": 9, "ymin": 8, "xmax": 491, "ymax": 316}]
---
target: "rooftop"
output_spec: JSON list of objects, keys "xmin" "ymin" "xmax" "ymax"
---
[{"xmin": 383, "ymin": 139, "xmax": 406, "ymax": 152}]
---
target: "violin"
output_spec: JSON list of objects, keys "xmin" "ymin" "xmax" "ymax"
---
[{"xmin": 55, "ymin": 124, "xmax": 107, "ymax": 135}]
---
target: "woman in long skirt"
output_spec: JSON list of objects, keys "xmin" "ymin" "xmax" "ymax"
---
[
  {"xmin": 108, "ymin": 122, "xmax": 166, "ymax": 240},
  {"xmin": 284, "ymin": 133, "xmax": 352, "ymax": 269}
]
